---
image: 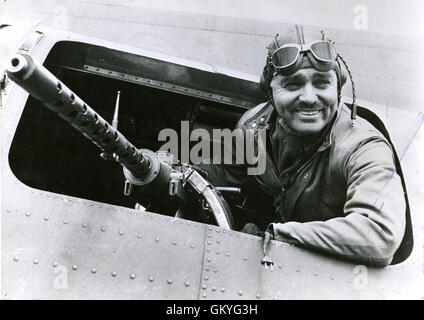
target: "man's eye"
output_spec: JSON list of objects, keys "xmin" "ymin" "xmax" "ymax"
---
[
  {"xmin": 314, "ymin": 80, "xmax": 331, "ymax": 88},
  {"xmin": 283, "ymin": 82, "xmax": 302, "ymax": 89}
]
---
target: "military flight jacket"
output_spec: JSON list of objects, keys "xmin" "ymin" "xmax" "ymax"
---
[{"xmin": 205, "ymin": 102, "xmax": 406, "ymax": 267}]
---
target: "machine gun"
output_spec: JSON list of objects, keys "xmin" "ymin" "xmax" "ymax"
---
[{"xmin": 7, "ymin": 53, "xmax": 234, "ymax": 229}]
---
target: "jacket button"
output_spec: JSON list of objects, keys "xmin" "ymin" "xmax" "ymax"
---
[{"xmin": 304, "ymin": 173, "xmax": 309, "ymax": 179}]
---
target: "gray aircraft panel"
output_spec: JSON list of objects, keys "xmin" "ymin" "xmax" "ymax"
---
[
  {"xmin": 4, "ymin": 163, "xmax": 423, "ymax": 300},
  {"xmin": 2, "ymin": 169, "xmax": 207, "ymax": 299},
  {"xmin": 200, "ymin": 225, "xmax": 423, "ymax": 300}
]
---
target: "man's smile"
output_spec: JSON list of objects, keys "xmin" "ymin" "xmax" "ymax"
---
[{"xmin": 295, "ymin": 109, "xmax": 322, "ymax": 116}]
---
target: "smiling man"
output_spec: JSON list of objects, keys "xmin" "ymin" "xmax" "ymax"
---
[
  {"xmin": 271, "ymin": 69, "xmax": 338, "ymax": 135},
  {"xmin": 198, "ymin": 25, "xmax": 410, "ymax": 267}
]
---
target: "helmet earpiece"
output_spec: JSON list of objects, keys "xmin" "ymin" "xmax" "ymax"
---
[
  {"xmin": 336, "ymin": 58, "xmax": 348, "ymax": 90},
  {"xmin": 259, "ymin": 60, "xmax": 274, "ymax": 99}
]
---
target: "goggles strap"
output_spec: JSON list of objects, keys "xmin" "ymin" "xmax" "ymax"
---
[
  {"xmin": 295, "ymin": 24, "xmax": 305, "ymax": 44},
  {"xmin": 273, "ymin": 34, "xmax": 280, "ymax": 49}
]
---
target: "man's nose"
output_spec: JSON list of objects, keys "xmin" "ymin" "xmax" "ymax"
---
[{"xmin": 298, "ymin": 83, "xmax": 318, "ymax": 105}]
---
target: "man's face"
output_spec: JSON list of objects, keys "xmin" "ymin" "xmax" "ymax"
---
[{"xmin": 271, "ymin": 68, "xmax": 339, "ymax": 136}]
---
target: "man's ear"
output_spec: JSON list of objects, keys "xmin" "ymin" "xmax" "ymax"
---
[{"xmin": 269, "ymin": 88, "xmax": 276, "ymax": 107}]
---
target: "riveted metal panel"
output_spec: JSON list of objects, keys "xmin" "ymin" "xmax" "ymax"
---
[
  {"xmin": 2, "ymin": 168, "xmax": 206, "ymax": 299},
  {"xmin": 83, "ymin": 65, "xmax": 254, "ymax": 108},
  {"xmin": 199, "ymin": 225, "xmax": 424, "ymax": 300}
]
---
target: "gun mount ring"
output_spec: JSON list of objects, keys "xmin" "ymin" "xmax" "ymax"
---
[{"xmin": 123, "ymin": 149, "xmax": 160, "ymax": 186}]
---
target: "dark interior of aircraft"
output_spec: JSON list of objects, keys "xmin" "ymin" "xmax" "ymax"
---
[{"xmin": 8, "ymin": 41, "xmax": 253, "ymax": 221}]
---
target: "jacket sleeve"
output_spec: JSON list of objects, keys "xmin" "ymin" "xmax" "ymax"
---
[
  {"xmin": 194, "ymin": 162, "xmax": 249, "ymax": 188},
  {"xmin": 269, "ymin": 138, "xmax": 406, "ymax": 267}
]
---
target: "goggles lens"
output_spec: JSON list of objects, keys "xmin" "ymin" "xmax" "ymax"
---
[
  {"xmin": 271, "ymin": 41, "xmax": 336, "ymax": 69},
  {"xmin": 271, "ymin": 46, "xmax": 300, "ymax": 69},
  {"xmin": 310, "ymin": 41, "xmax": 336, "ymax": 61}
]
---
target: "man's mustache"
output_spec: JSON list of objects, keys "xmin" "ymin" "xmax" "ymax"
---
[{"xmin": 291, "ymin": 102, "xmax": 324, "ymax": 111}]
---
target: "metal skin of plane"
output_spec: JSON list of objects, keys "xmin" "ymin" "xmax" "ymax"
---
[{"xmin": 1, "ymin": 17, "xmax": 424, "ymax": 300}]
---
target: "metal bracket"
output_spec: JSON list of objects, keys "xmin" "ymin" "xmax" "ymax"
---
[
  {"xmin": 18, "ymin": 31, "xmax": 44, "ymax": 53},
  {"xmin": 186, "ymin": 170, "xmax": 208, "ymax": 194},
  {"xmin": 134, "ymin": 203, "xmax": 146, "ymax": 211},
  {"xmin": 124, "ymin": 179, "xmax": 133, "ymax": 196},
  {"xmin": 83, "ymin": 65, "xmax": 252, "ymax": 108},
  {"xmin": 169, "ymin": 172, "xmax": 183, "ymax": 196}
]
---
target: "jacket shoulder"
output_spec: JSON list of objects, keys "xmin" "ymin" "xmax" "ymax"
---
[
  {"xmin": 333, "ymin": 104, "xmax": 388, "ymax": 148},
  {"xmin": 331, "ymin": 104, "xmax": 393, "ymax": 171}
]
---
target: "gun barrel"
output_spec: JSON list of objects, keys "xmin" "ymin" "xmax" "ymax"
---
[{"xmin": 7, "ymin": 53, "xmax": 151, "ymax": 180}]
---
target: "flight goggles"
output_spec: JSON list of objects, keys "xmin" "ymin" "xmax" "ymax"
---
[{"xmin": 270, "ymin": 40, "xmax": 337, "ymax": 71}]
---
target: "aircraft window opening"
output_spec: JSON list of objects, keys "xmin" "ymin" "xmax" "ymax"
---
[{"xmin": 9, "ymin": 41, "xmax": 247, "ymax": 218}]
